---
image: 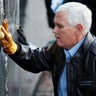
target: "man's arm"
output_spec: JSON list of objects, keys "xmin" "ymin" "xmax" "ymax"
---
[{"xmin": 0, "ymin": 19, "xmax": 53, "ymax": 73}]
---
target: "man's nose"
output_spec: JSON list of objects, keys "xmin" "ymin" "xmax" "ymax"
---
[{"xmin": 52, "ymin": 26, "xmax": 58, "ymax": 34}]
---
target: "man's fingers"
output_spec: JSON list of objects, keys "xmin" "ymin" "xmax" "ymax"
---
[
  {"xmin": 1, "ymin": 39, "xmax": 10, "ymax": 48},
  {"xmin": 2, "ymin": 19, "xmax": 8, "ymax": 32},
  {"xmin": 1, "ymin": 26, "xmax": 9, "ymax": 37},
  {"xmin": 1, "ymin": 26, "xmax": 13, "ymax": 44}
]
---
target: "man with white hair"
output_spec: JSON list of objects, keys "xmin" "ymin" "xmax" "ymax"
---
[{"xmin": 1, "ymin": 2, "xmax": 96, "ymax": 96}]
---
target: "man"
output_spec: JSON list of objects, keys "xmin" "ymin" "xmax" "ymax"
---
[{"xmin": 1, "ymin": 2, "xmax": 96, "ymax": 96}]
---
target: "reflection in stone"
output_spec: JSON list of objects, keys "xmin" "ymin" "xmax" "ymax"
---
[
  {"xmin": 20, "ymin": 0, "xmax": 27, "ymax": 28},
  {"xmin": 0, "ymin": 0, "xmax": 20, "ymax": 96},
  {"xmin": 0, "ymin": 0, "xmax": 4, "ymax": 23}
]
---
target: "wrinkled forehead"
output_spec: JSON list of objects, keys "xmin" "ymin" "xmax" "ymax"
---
[
  {"xmin": 54, "ymin": 11, "xmax": 69, "ymax": 24},
  {"xmin": 55, "ymin": 11, "xmax": 68, "ymax": 18},
  {"xmin": 54, "ymin": 11, "xmax": 68, "ymax": 21}
]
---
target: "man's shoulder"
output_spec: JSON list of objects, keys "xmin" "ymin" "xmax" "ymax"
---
[
  {"xmin": 89, "ymin": 38, "xmax": 96, "ymax": 55},
  {"xmin": 45, "ymin": 40, "xmax": 57, "ymax": 51},
  {"xmin": 44, "ymin": 40, "xmax": 63, "ymax": 53}
]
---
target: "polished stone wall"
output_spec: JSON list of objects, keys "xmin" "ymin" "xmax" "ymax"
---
[{"xmin": 0, "ymin": 0, "xmax": 19, "ymax": 96}]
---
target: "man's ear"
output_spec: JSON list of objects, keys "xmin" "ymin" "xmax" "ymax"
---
[
  {"xmin": 75, "ymin": 24, "xmax": 83, "ymax": 35},
  {"xmin": 76, "ymin": 24, "xmax": 83, "ymax": 32}
]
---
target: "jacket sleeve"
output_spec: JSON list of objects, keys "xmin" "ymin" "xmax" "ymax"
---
[{"xmin": 9, "ymin": 42, "xmax": 55, "ymax": 73}]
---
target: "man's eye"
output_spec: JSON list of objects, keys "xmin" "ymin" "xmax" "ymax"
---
[{"xmin": 58, "ymin": 25, "xmax": 63, "ymax": 28}]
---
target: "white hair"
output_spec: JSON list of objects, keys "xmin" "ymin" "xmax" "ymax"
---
[{"xmin": 56, "ymin": 2, "xmax": 92, "ymax": 34}]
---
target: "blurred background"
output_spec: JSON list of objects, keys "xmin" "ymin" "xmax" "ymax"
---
[{"xmin": 0, "ymin": 0, "xmax": 54, "ymax": 96}]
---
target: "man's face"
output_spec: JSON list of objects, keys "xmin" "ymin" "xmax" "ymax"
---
[{"xmin": 53, "ymin": 11, "xmax": 78, "ymax": 49}]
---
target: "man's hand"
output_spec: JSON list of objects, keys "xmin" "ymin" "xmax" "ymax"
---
[
  {"xmin": 0, "ymin": 26, "xmax": 5, "ymax": 39},
  {"xmin": 0, "ymin": 19, "xmax": 17, "ymax": 54}
]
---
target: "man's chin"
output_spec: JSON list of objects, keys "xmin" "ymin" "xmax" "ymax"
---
[{"xmin": 56, "ymin": 41, "xmax": 62, "ymax": 47}]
